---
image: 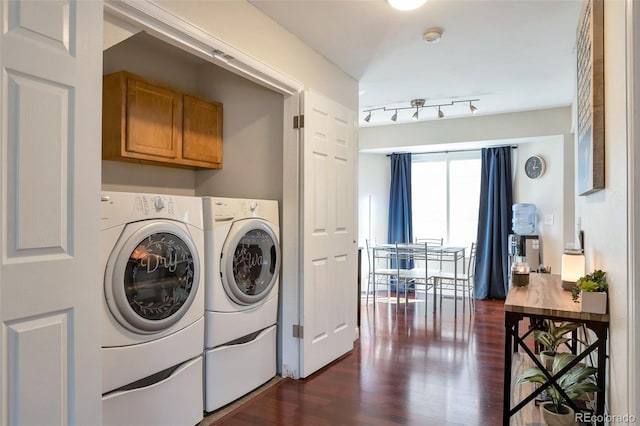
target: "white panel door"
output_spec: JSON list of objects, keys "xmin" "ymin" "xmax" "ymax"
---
[
  {"xmin": 301, "ymin": 89, "xmax": 357, "ymax": 378},
  {"xmin": 0, "ymin": 2, "xmax": 103, "ymax": 425}
]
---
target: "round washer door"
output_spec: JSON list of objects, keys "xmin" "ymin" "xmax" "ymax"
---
[
  {"xmin": 221, "ymin": 219, "xmax": 280, "ymax": 305},
  {"xmin": 105, "ymin": 221, "xmax": 200, "ymax": 334}
]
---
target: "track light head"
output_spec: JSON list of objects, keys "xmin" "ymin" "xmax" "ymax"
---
[
  {"xmin": 470, "ymin": 102, "xmax": 478, "ymax": 114},
  {"xmin": 438, "ymin": 107, "xmax": 444, "ymax": 119},
  {"xmin": 411, "ymin": 99, "xmax": 423, "ymax": 121},
  {"xmin": 391, "ymin": 110, "xmax": 398, "ymax": 122},
  {"xmin": 364, "ymin": 111, "xmax": 372, "ymax": 122}
]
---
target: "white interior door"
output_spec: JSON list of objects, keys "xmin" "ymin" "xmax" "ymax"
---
[
  {"xmin": 0, "ymin": 2, "xmax": 103, "ymax": 425},
  {"xmin": 301, "ymin": 89, "xmax": 357, "ymax": 378}
]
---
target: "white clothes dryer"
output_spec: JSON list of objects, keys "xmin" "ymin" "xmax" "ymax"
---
[
  {"xmin": 202, "ymin": 197, "xmax": 280, "ymax": 412},
  {"xmin": 101, "ymin": 191, "xmax": 204, "ymax": 426}
]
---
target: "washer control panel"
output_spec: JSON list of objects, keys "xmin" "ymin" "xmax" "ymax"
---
[{"xmin": 101, "ymin": 192, "xmax": 203, "ymax": 230}]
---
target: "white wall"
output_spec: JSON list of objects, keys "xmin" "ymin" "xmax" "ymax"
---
[
  {"xmin": 575, "ymin": 0, "xmax": 629, "ymax": 416},
  {"xmin": 360, "ymin": 107, "xmax": 572, "ymax": 152},
  {"xmin": 358, "ymin": 153, "xmax": 390, "ymax": 280},
  {"xmin": 194, "ymin": 64, "xmax": 284, "ymax": 202},
  {"xmin": 154, "ymin": 0, "xmax": 358, "ymax": 111},
  {"xmin": 514, "ymin": 136, "xmax": 571, "ymax": 274}
]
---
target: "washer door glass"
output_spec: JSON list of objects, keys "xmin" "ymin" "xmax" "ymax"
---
[
  {"xmin": 107, "ymin": 221, "xmax": 200, "ymax": 333},
  {"xmin": 221, "ymin": 220, "xmax": 280, "ymax": 305}
]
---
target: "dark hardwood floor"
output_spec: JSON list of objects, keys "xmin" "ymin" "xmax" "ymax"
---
[{"xmin": 212, "ymin": 295, "xmax": 506, "ymax": 425}]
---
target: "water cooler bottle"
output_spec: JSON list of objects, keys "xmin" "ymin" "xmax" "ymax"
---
[{"xmin": 508, "ymin": 203, "xmax": 542, "ymax": 275}]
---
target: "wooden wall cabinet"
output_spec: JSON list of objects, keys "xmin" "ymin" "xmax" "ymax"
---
[{"xmin": 102, "ymin": 71, "xmax": 223, "ymax": 169}]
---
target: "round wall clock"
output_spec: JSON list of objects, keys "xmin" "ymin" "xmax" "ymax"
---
[{"xmin": 524, "ymin": 155, "xmax": 546, "ymax": 179}]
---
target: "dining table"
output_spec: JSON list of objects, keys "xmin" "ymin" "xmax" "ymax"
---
[{"xmin": 370, "ymin": 243, "xmax": 467, "ymax": 314}]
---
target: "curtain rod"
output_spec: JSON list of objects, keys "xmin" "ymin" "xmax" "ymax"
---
[{"xmin": 385, "ymin": 145, "xmax": 518, "ymax": 157}]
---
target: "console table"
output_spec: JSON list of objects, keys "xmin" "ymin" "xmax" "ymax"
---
[{"xmin": 503, "ymin": 273, "xmax": 609, "ymax": 426}]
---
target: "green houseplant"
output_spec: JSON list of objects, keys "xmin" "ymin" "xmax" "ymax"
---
[
  {"xmin": 517, "ymin": 352, "xmax": 599, "ymax": 426},
  {"xmin": 534, "ymin": 320, "xmax": 581, "ymax": 370},
  {"xmin": 571, "ymin": 269, "xmax": 608, "ymax": 314}
]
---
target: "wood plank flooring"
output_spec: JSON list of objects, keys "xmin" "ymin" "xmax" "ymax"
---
[{"xmin": 208, "ymin": 296, "xmax": 506, "ymax": 425}]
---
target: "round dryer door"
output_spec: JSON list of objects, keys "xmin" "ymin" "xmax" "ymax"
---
[
  {"xmin": 221, "ymin": 219, "xmax": 280, "ymax": 305},
  {"xmin": 105, "ymin": 221, "xmax": 200, "ymax": 333}
]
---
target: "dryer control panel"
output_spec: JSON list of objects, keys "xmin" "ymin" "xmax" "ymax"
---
[{"xmin": 202, "ymin": 197, "xmax": 279, "ymax": 229}]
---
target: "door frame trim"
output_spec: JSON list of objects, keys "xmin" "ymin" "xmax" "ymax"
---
[
  {"xmin": 104, "ymin": 1, "xmax": 302, "ymax": 95},
  {"xmin": 626, "ymin": 0, "xmax": 639, "ymax": 416}
]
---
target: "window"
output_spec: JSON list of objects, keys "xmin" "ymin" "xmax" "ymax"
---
[{"xmin": 412, "ymin": 151, "xmax": 481, "ymax": 247}]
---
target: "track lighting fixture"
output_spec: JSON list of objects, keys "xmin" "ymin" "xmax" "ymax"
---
[{"xmin": 362, "ymin": 98, "xmax": 479, "ymax": 123}]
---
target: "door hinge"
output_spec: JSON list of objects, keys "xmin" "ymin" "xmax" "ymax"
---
[
  {"xmin": 293, "ymin": 115, "xmax": 304, "ymax": 129},
  {"xmin": 293, "ymin": 324, "xmax": 304, "ymax": 338}
]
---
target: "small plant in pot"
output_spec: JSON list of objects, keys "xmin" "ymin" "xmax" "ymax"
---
[
  {"xmin": 534, "ymin": 320, "xmax": 581, "ymax": 370},
  {"xmin": 572, "ymin": 269, "xmax": 608, "ymax": 314},
  {"xmin": 518, "ymin": 352, "xmax": 599, "ymax": 426}
]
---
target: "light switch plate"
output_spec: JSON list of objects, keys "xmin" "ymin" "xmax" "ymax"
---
[{"xmin": 544, "ymin": 214, "xmax": 554, "ymax": 226}]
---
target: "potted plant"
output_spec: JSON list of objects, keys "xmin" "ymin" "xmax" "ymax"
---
[
  {"xmin": 517, "ymin": 352, "xmax": 599, "ymax": 426},
  {"xmin": 534, "ymin": 319, "xmax": 581, "ymax": 370},
  {"xmin": 571, "ymin": 269, "xmax": 608, "ymax": 314}
]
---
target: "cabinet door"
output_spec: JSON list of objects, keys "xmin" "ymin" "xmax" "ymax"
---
[
  {"xmin": 182, "ymin": 94, "xmax": 222, "ymax": 168},
  {"xmin": 126, "ymin": 77, "xmax": 181, "ymax": 160}
]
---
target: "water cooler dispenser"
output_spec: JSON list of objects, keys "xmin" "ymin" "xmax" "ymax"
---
[
  {"xmin": 508, "ymin": 203, "xmax": 542, "ymax": 274},
  {"xmin": 508, "ymin": 234, "xmax": 541, "ymax": 271}
]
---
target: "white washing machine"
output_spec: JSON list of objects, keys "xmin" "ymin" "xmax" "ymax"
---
[
  {"xmin": 202, "ymin": 197, "xmax": 281, "ymax": 412},
  {"xmin": 101, "ymin": 191, "xmax": 204, "ymax": 426}
]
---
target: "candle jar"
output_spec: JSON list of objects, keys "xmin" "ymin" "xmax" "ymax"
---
[{"xmin": 511, "ymin": 256, "xmax": 530, "ymax": 287}]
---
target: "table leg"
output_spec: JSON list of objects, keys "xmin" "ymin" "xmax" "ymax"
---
[
  {"xmin": 372, "ymin": 269, "xmax": 376, "ymax": 306},
  {"xmin": 461, "ymin": 249, "xmax": 466, "ymax": 310},
  {"xmin": 454, "ymin": 256, "xmax": 458, "ymax": 316},
  {"xmin": 433, "ymin": 277, "xmax": 438, "ymax": 311},
  {"xmin": 588, "ymin": 322, "xmax": 608, "ymax": 426},
  {"xmin": 503, "ymin": 313, "xmax": 516, "ymax": 426}
]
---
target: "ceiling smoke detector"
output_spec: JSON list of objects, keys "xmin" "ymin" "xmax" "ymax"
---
[{"xmin": 423, "ymin": 28, "xmax": 443, "ymax": 44}]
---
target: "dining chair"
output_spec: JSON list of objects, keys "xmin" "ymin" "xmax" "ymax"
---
[
  {"xmin": 367, "ymin": 240, "xmax": 419, "ymax": 305},
  {"xmin": 397, "ymin": 242, "xmax": 436, "ymax": 315},
  {"xmin": 415, "ymin": 237, "xmax": 444, "ymax": 246},
  {"xmin": 431, "ymin": 242, "xmax": 477, "ymax": 312},
  {"xmin": 415, "ymin": 237, "xmax": 444, "ymax": 271},
  {"xmin": 365, "ymin": 238, "xmax": 395, "ymax": 304}
]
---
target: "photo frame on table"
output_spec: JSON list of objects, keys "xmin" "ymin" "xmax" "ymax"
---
[{"xmin": 576, "ymin": 0, "xmax": 604, "ymax": 196}]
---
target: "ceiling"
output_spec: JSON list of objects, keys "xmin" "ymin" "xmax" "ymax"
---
[{"xmin": 249, "ymin": 0, "xmax": 582, "ymax": 126}]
